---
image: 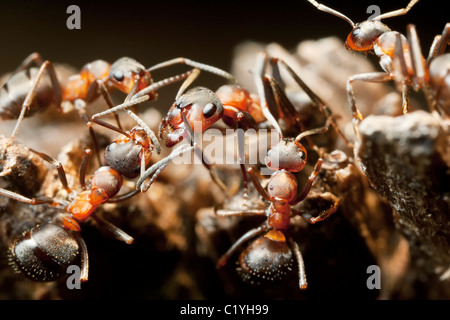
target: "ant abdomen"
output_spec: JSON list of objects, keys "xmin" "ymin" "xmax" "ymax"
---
[
  {"xmin": 0, "ymin": 68, "xmax": 54, "ymax": 120},
  {"xmin": 237, "ymin": 236, "xmax": 293, "ymax": 284},
  {"xmin": 9, "ymin": 224, "xmax": 80, "ymax": 282}
]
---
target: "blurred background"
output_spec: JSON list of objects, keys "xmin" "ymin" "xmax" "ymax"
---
[{"xmin": 0, "ymin": 0, "xmax": 446, "ymax": 76}]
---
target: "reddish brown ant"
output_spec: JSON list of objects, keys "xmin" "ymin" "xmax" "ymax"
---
[
  {"xmin": 306, "ymin": 1, "xmax": 449, "ymax": 122},
  {"xmin": 215, "ymin": 117, "xmax": 340, "ymax": 290},
  {"xmin": 213, "ymin": 51, "xmax": 352, "ymax": 290},
  {"xmin": 0, "ymin": 53, "xmax": 236, "ymax": 159},
  {"xmin": 1, "ymin": 145, "xmax": 137, "ymax": 282}
]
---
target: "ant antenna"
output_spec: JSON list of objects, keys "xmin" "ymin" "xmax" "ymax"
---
[{"xmin": 306, "ymin": 0, "xmax": 355, "ymax": 27}]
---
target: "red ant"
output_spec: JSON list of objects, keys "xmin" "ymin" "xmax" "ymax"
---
[
  {"xmin": 136, "ymin": 49, "xmax": 351, "ymax": 199},
  {"xmin": 215, "ymin": 118, "xmax": 339, "ymax": 290},
  {"xmin": 306, "ymin": 1, "xmax": 450, "ymax": 131},
  {"xmin": 212, "ymin": 51, "xmax": 351, "ymax": 290},
  {"xmin": 1, "ymin": 145, "xmax": 137, "ymax": 282},
  {"xmin": 0, "ymin": 53, "xmax": 236, "ymax": 160}
]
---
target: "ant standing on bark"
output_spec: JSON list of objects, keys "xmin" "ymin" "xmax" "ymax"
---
[
  {"xmin": 306, "ymin": 1, "xmax": 450, "ymax": 137},
  {"xmin": 1, "ymin": 142, "xmax": 140, "ymax": 282},
  {"xmin": 214, "ymin": 52, "xmax": 347, "ymax": 290}
]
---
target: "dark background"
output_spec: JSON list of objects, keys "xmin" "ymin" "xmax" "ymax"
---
[{"xmin": 0, "ymin": 0, "xmax": 447, "ymax": 76}]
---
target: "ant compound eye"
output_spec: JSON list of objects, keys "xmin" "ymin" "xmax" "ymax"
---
[
  {"xmin": 346, "ymin": 27, "xmax": 363, "ymax": 51},
  {"xmin": 202, "ymin": 103, "xmax": 217, "ymax": 118},
  {"xmin": 113, "ymin": 70, "xmax": 124, "ymax": 82}
]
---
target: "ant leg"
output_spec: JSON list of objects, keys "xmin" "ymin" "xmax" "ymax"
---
[
  {"xmin": 90, "ymin": 69, "xmax": 195, "ymax": 122},
  {"xmin": 107, "ymin": 189, "xmax": 140, "ymax": 203},
  {"xmin": 254, "ymin": 52, "xmax": 283, "ymax": 137},
  {"xmin": 147, "ymin": 57, "xmax": 237, "ymax": 83},
  {"xmin": 393, "ymin": 33, "xmax": 413, "ymax": 114},
  {"xmin": 427, "ymin": 23, "xmax": 450, "ymax": 61},
  {"xmin": 29, "ymin": 148, "xmax": 71, "ymax": 193},
  {"xmin": 0, "ymin": 187, "xmax": 55, "ymax": 205},
  {"xmin": 247, "ymin": 167, "xmax": 270, "ymax": 201},
  {"xmin": 294, "ymin": 118, "xmax": 332, "ymax": 157},
  {"xmin": 265, "ymin": 75, "xmax": 318, "ymax": 148},
  {"xmin": 90, "ymin": 95, "xmax": 162, "ymax": 156},
  {"xmin": 79, "ymin": 148, "xmax": 92, "ymax": 190},
  {"xmin": 74, "ymin": 233, "xmax": 89, "ymax": 283},
  {"xmin": 180, "ymin": 109, "xmax": 229, "ymax": 195},
  {"xmin": 287, "ymin": 236, "xmax": 307, "ymax": 290},
  {"xmin": 217, "ymin": 225, "xmax": 266, "ymax": 267},
  {"xmin": 291, "ymin": 158, "xmax": 323, "ymax": 205},
  {"xmin": 230, "ymin": 112, "xmax": 258, "ymax": 203},
  {"xmin": 347, "ymin": 72, "xmax": 394, "ymax": 138},
  {"xmin": 92, "ymin": 97, "xmax": 162, "ymax": 156},
  {"xmin": 77, "ymin": 101, "xmax": 103, "ymax": 166},
  {"xmin": 7, "ymin": 60, "xmax": 62, "ymax": 145},
  {"xmin": 406, "ymin": 25, "xmax": 427, "ymax": 90},
  {"xmin": 85, "ymin": 79, "xmax": 123, "ymax": 130},
  {"xmin": 91, "ymin": 214, "xmax": 134, "ymax": 245},
  {"xmin": 12, "ymin": 52, "xmax": 45, "ymax": 73},
  {"xmin": 299, "ymin": 197, "xmax": 340, "ymax": 224},
  {"xmin": 136, "ymin": 143, "xmax": 196, "ymax": 192},
  {"xmin": 216, "ymin": 208, "xmax": 266, "ymax": 218},
  {"xmin": 274, "ymin": 57, "xmax": 352, "ymax": 148}
]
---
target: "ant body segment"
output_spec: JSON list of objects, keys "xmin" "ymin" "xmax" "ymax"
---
[{"xmin": 1, "ymin": 145, "xmax": 136, "ymax": 282}]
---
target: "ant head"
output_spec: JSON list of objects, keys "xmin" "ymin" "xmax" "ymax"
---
[
  {"xmin": 237, "ymin": 234, "xmax": 293, "ymax": 284},
  {"xmin": 345, "ymin": 21, "xmax": 391, "ymax": 52},
  {"xmin": 265, "ymin": 138, "xmax": 307, "ymax": 172},
  {"xmin": 105, "ymin": 127, "xmax": 154, "ymax": 179},
  {"xmin": 9, "ymin": 224, "xmax": 80, "ymax": 282},
  {"xmin": 109, "ymin": 57, "xmax": 151, "ymax": 94}
]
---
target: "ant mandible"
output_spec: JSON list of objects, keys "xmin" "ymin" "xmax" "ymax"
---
[{"xmin": 1, "ymin": 145, "xmax": 136, "ymax": 282}]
